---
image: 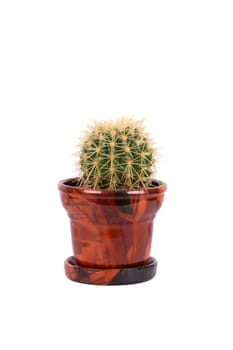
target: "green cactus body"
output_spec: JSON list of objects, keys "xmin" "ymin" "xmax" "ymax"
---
[{"xmin": 76, "ymin": 117, "xmax": 157, "ymax": 190}]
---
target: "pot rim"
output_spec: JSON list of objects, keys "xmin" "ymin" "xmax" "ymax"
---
[{"xmin": 58, "ymin": 177, "xmax": 167, "ymax": 196}]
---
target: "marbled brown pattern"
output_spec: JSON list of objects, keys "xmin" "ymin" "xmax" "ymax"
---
[{"xmin": 58, "ymin": 178, "xmax": 167, "ymax": 271}]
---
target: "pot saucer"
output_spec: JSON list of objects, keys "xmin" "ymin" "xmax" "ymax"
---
[{"xmin": 64, "ymin": 256, "xmax": 157, "ymax": 285}]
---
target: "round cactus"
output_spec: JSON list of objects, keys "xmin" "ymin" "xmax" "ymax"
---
[{"xmin": 75, "ymin": 117, "xmax": 157, "ymax": 190}]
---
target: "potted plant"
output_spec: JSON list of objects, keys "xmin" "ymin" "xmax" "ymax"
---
[{"xmin": 58, "ymin": 116, "xmax": 167, "ymax": 285}]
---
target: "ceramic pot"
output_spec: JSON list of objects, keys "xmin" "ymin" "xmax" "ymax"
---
[{"xmin": 58, "ymin": 177, "xmax": 166, "ymax": 284}]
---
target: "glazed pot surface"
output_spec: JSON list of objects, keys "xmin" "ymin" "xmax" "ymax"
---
[{"xmin": 58, "ymin": 178, "xmax": 167, "ymax": 268}]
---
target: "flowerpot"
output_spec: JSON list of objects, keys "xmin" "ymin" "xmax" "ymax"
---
[{"xmin": 58, "ymin": 177, "xmax": 167, "ymax": 285}]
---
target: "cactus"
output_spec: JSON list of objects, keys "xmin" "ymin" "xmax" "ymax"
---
[{"xmin": 75, "ymin": 117, "xmax": 157, "ymax": 190}]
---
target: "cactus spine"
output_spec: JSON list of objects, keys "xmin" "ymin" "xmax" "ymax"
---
[{"xmin": 76, "ymin": 117, "xmax": 157, "ymax": 190}]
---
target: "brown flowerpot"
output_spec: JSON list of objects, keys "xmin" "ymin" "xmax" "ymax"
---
[{"xmin": 58, "ymin": 177, "xmax": 167, "ymax": 285}]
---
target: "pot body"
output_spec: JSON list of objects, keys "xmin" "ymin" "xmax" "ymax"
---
[{"xmin": 58, "ymin": 178, "xmax": 166, "ymax": 268}]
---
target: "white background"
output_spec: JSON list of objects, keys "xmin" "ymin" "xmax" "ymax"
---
[{"xmin": 0, "ymin": 1, "xmax": 233, "ymax": 349}]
